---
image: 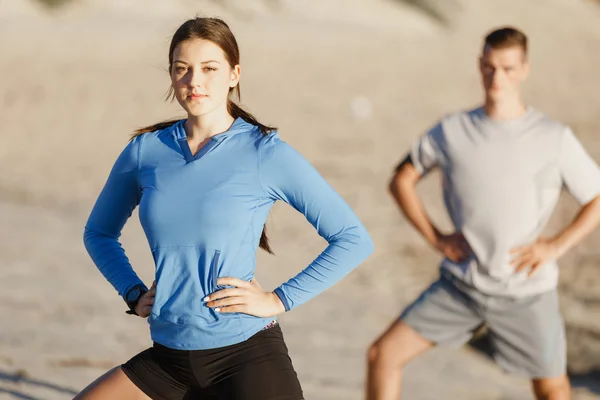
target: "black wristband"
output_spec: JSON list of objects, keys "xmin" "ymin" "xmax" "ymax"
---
[{"xmin": 124, "ymin": 284, "xmax": 148, "ymax": 316}]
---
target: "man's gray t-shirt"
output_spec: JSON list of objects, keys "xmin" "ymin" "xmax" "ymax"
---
[{"xmin": 410, "ymin": 107, "xmax": 600, "ymax": 297}]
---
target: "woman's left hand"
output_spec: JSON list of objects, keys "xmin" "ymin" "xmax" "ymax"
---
[{"xmin": 204, "ymin": 277, "xmax": 285, "ymax": 318}]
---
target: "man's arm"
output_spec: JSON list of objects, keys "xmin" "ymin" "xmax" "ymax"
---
[
  {"xmin": 389, "ymin": 155, "xmax": 440, "ymax": 247},
  {"xmin": 550, "ymin": 195, "xmax": 600, "ymax": 258},
  {"xmin": 512, "ymin": 195, "xmax": 600, "ymax": 274},
  {"xmin": 554, "ymin": 128, "xmax": 600, "ymax": 255},
  {"xmin": 512, "ymin": 127, "xmax": 600, "ymax": 274},
  {"xmin": 390, "ymin": 156, "xmax": 470, "ymax": 262}
]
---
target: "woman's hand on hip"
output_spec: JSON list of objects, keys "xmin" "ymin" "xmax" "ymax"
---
[
  {"xmin": 204, "ymin": 277, "xmax": 285, "ymax": 318},
  {"xmin": 135, "ymin": 281, "xmax": 156, "ymax": 318}
]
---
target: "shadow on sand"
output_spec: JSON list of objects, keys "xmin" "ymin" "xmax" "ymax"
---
[{"xmin": 0, "ymin": 369, "xmax": 77, "ymax": 400}]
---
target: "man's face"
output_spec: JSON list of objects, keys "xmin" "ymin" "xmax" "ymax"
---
[{"xmin": 479, "ymin": 45, "xmax": 529, "ymax": 101}]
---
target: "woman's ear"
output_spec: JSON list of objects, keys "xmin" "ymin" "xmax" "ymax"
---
[{"xmin": 230, "ymin": 65, "xmax": 241, "ymax": 88}]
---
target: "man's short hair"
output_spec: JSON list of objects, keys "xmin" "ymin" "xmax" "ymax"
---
[{"xmin": 483, "ymin": 26, "xmax": 528, "ymax": 56}]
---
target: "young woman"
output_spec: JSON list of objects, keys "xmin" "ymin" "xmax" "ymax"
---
[{"xmin": 75, "ymin": 17, "xmax": 374, "ymax": 400}]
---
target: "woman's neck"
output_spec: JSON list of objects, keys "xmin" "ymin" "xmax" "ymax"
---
[{"xmin": 184, "ymin": 109, "xmax": 235, "ymax": 141}]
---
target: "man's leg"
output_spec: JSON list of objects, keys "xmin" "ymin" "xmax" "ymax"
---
[
  {"xmin": 485, "ymin": 289, "xmax": 569, "ymax": 400},
  {"xmin": 532, "ymin": 375, "xmax": 571, "ymax": 400},
  {"xmin": 366, "ymin": 321, "xmax": 433, "ymax": 400},
  {"xmin": 366, "ymin": 275, "xmax": 483, "ymax": 400}
]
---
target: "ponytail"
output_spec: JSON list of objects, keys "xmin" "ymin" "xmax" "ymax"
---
[
  {"xmin": 227, "ymin": 99, "xmax": 275, "ymax": 136},
  {"xmin": 227, "ymin": 98, "xmax": 275, "ymax": 254},
  {"xmin": 131, "ymin": 118, "xmax": 183, "ymax": 139}
]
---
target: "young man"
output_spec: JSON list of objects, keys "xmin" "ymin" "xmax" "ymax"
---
[{"xmin": 366, "ymin": 27, "xmax": 600, "ymax": 400}]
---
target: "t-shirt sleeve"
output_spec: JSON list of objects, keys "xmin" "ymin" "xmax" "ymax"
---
[
  {"xmin": 559, "ymin": 127, "xmax": 600, "ymax": 205},
  {"xmin": 409, "ymin": 122, "xmax": 444, "ymax": 175}
]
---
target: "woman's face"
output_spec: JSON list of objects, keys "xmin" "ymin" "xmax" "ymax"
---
[{"xmin": 170, "ymin": 38, "xmax": 240, "ymax": 118}]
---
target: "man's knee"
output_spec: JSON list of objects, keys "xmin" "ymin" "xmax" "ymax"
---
[
  {"xmin": 367, "ymin": 322, "xmax": 431, "ymax": 369},
  {"xmin": 367, "ymin": 338, "xmax": 406, "ymax": 372},
  {"xmin": 532, "ymin": 375, "xmax": 571, "ymax": 400}
]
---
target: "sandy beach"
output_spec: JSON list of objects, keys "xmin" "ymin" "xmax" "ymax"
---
[{"xmin": 1, "ymin": 0, "xmax": 599, "ymax": 398}]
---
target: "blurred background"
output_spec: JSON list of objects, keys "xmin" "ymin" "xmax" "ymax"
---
[{"xmin": 1, "ymin": 0, "xmax": 599, "ymax": 399}]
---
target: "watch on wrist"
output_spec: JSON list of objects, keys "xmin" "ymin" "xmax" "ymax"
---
[{"xmin": 124, "ymin": 284, "xmax": 148, "ymax": 315}]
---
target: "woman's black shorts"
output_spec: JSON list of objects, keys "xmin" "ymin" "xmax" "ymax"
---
[{"xmin": 121, "ymin": 324, "xmax": 304, "ymax": 400}]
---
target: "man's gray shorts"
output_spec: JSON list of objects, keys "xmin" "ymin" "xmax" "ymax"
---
[{"xmin": 400, "ymin": 270, "xmax": 566, "ymax": 378}]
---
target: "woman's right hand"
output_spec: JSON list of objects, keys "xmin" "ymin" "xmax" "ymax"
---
[{"xmin": 135, "ymin": 281, "xmax": 156, "ymax": 318}]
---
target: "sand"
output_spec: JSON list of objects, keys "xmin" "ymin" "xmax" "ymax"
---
[{"xmin": 1, "ymin": 0, "xmax": 599, "ymax": 398}]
